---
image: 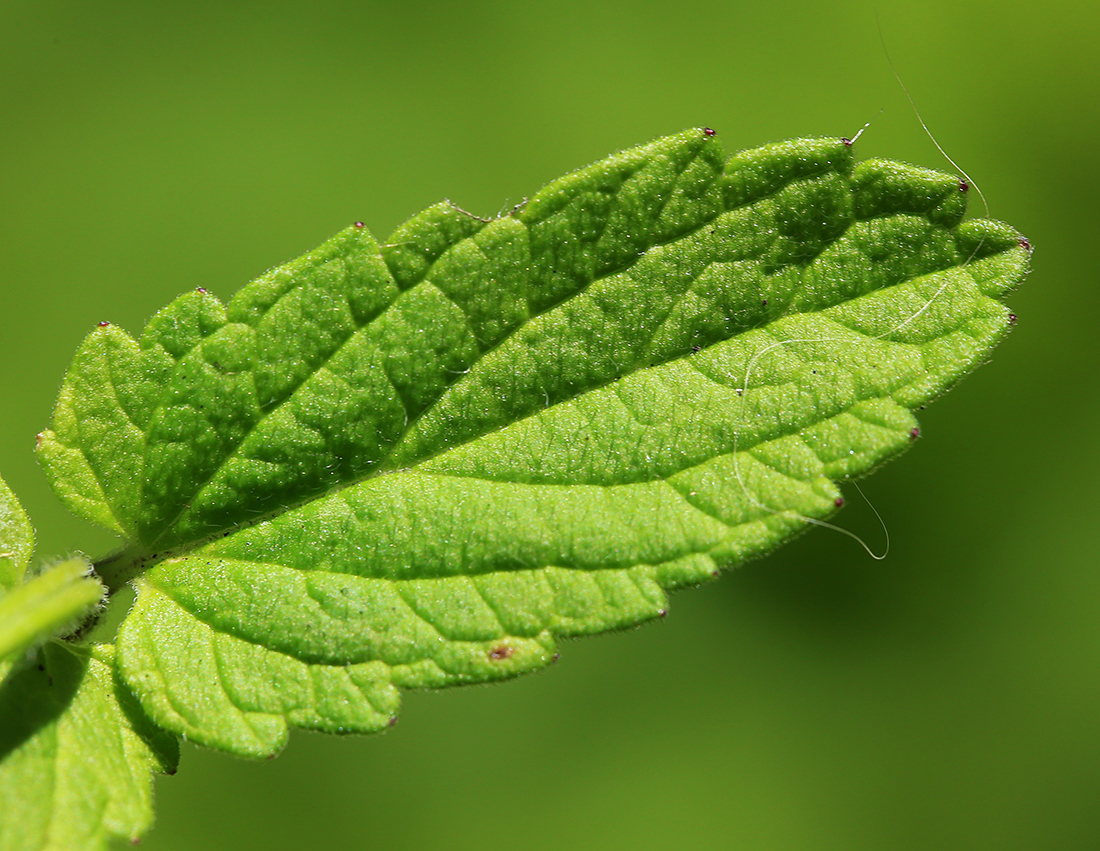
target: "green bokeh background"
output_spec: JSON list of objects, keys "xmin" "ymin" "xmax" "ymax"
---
[{"xmin": 2, "ymin": 1, "xmax": 1096, "ymax": 848}]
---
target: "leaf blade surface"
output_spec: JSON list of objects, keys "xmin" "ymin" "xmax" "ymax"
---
[
  {"xmin": 0, "ymin": 642, "xmax": 177, "ymax": 851},
  {"xmin": 0, "ymin": 473, "xmax": 33, "ymax": 594},
  {"xmin": 39, "ymin": 131, "xmax": 1029, "ymax": 757}
]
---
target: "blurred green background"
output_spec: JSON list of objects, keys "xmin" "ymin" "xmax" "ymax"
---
[{"xmin": 2, "ymin": 0, "xmax": 1097, "ymax": 848}]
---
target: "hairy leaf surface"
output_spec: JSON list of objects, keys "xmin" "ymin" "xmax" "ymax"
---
[
  {"xmin": 38, "ymin": 130, "xmax": 1029, "ymax": 757},
  {"xmin": 0, "ymin": 558, "xmax": 104, "ymax": 668}
]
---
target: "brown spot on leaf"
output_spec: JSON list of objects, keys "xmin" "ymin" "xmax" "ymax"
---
[{"xmin": 489, "ymin": 645, "xmax": 514, "ymax": 661}]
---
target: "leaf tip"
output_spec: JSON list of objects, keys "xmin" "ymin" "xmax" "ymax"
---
[{"xmin": 702, "ymin": 127, "xmax": 717, "ymax": 137}]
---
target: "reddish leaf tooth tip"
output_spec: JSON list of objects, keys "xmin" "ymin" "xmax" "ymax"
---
[
  {"xmin": 711, "ymin": 569, "xmax": 720, "ymax": 578},
  {"xmin": 909, "ymin": 427, "xmax": 921, "ymax": 440},
  {"xmin": 1018, "ymin": 235, "xmax": 1032, "ymax": 251},
  {"xmin": 354, "ymin": 221, "xmax": 365, "ymax": 228},
  {"xmin": 97, "ymin": 320, "xmax": 111, "ymax": 327},
  {"xmin": 834, "ymin": 497, "xmax": 845, "ymax": 508},
  {"xmin": 388, "ymin": 715, "xmax": 398, "ymax": 727},
  {"xmin": 958, "ymin": 179, "xmax": 969, "ymax": 192},
  {"xmin": 657, "ymin": 608, "xmax": 668, "ymax": 618},
  {"xmin": 35, "ymin": 432, "xmax": 44, "ymax": 448},
  {"xmin": 196, "ymin": 287, "xmax": 207, "ymax": 294},
  {"xmin": 702, "ymin": 127, "xmax": 716, "ymax": 137},
  {"xmin": 841, "ymin": 137, "xmax": 853, "ymax": 147},
  {"xmin": 1008, "ymin": 313, "xmax": 1018, "ymax": 325},
  {"xmin": 552, "ymin": 652, "xmax": 561, "ymax": 662}
]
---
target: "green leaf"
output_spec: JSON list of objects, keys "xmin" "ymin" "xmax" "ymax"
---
[
  {"xmin": 0, "ymin": 479, "xmax": 103, "ymax": 684},
  {"xmin": 0, "ymin": 558, "xmax": 104, "ymax": 667},
  {"xmin": 0, "ymin": 642, "xmax": 178, "ymax": 851},
  {"xmin": 0, "ymin": 472, "xmax": 34, "ymax": 594},
  {"xmin": 38, "ymin": 130, "xmax": 1029, "ymax": 758}
]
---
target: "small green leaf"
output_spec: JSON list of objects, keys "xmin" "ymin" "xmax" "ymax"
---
[
  {"xmin": 0, "ymin": 558, "xmax": 104, "ymax": 667},
  {"xmin": 39, "ymin": 130, "xmax": 1029, "ymax": 757},
  {"xmin": 0, "ymin": 473, "xmax": 34, "ymax": 594},
  {"xmin": 0, "ymin": 642, "xmax": 178, "ymax": 851}
]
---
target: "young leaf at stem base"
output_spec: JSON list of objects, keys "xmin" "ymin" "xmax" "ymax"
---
[{"xmin": 0, "ymin": 558, "xmax": 104, "ymax": 667}]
